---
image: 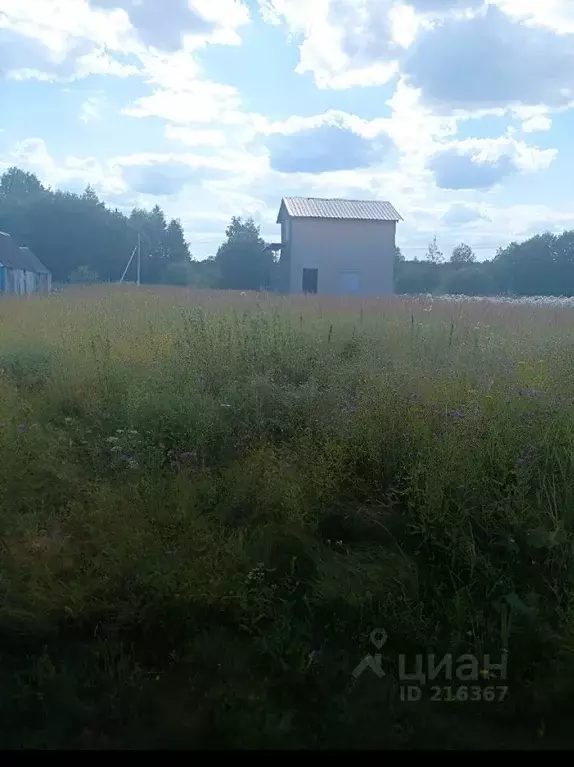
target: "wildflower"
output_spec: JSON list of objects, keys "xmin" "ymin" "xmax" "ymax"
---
[
  {"xmin": 178, "ymin": 451, "xmax": 197, "ymax": 460},
  {"xmin": 342, "ymin": 405, "xmax": 359, "ymax": 414},
  {"xmin": 220, "ymin": 403, "xmax": 231, "ymax": 408},
  {"xmin": 18, "ymin": 424, "xmax": 27, "ymax": 433}
]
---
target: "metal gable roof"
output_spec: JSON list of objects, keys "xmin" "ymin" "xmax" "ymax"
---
[
  {"xmin": 0, "ymin": 232, "xmax": 50, "ymax": 274},
  {"xmin": 278, "ymin": 197, "xmax": 402, "ymax": 223},
  {"xmin": 0, "ymin": 231, "xmax": 25, "ymax": 269},
  {"xmin": 19, "ymin": 247, "xmax": 50, "ymax": 274}
]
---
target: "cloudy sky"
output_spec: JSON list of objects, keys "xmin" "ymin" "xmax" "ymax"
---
[{"xmin": 1, "ymin": 0, "xmax": 574, "ymax": 259}]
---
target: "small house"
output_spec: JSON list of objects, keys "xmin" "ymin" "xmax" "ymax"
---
[
  {"xmin": 275, "ymin": 197, "xmax": 402, "ymax": 296},
  {"xmin": 0, "ymin": 232, "xmax": 51, "ymax": 294}
]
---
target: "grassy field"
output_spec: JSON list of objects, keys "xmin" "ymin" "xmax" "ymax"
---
[{"xmin": 1, "ymin": 286, "xmax": 574, "ymax": 749}]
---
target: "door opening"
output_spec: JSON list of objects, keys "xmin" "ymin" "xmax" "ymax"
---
[{"xmin": 302, "ymin": 268, "xmax": 318, "ymax": 294}]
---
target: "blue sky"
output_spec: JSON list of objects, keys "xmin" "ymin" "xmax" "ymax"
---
[{"xmin": 1, "ymin": 0, "xmax": 574, "ymax": 260}]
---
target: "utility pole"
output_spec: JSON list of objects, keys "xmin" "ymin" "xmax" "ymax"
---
[
  {"xmin": 136, "ymin": 233, "xmax": 141, "ymax": 286},
  {"xmin": 120, "ymin": 245, "xmax": 137, "ymax": 284}
]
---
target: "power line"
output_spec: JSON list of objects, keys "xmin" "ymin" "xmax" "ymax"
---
[{"xmin": 400, "ymin": 245, "xmax": 498, "ymax": 251}]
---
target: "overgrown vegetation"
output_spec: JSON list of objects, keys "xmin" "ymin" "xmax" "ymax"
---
[
  {"xmin": 1, "ymin": 287, "xmax": 574, "ymax": 749},
  {"xmin": 395, "ymin": 231, "xmax": 574, "ymax": 297}
]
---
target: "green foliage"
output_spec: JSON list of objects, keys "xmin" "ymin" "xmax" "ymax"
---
[
  {"xmin": 450, "ymin": 242, "xmax": 476, "ymax": 265},
  {"xmin": 0, "ymin": 344, "xmax": 54, "ymax": 390},
  {"xmin": 215, "ymin": 217, "xmax": 275, "ymax": 290},
  {"xmin": 440, "ymin": 263, "xmax": 498, "ymax": 296},
  {"xmin": 0, "ymin": 288, "xmax": 574, "ymax": 748},
  {"xmin": 395, "ymin": 259, "xmax": 443, "ymax": 294},
  {"xmin": 0, "ymin": 168, "xmax": 191, "ymax": 284},
  {"xmin": 494, "ymin": 231, "xmax": 574, "ymax": 296},
  {"xmin": 426, "ymin": 236, "xmax": 444, "ymax": 264}
]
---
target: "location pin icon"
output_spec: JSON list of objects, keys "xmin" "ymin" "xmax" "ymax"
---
[{"xmin": 370, "ymin": 628, "xmax": 388, "ymax": 649}]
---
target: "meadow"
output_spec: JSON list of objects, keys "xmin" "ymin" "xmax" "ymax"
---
[{"xmin": 1, "ymin": 286, "xmax": 573, "ymax": 749}]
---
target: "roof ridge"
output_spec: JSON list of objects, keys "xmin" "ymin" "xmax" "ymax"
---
[{"xmin": 284, "ymin": 196, "xmax": 392, "ymax": 203}]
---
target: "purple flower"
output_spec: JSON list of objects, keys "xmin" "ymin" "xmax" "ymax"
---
[
  {"xmin": 178, "ymin": 451, "xmax": 197, "ymax": 460},
  {"xmin": 119, "ymin": 454, "xmax": 137, "ymax": 466},
  {"xmin": 342, "ymin": 406, "xmax": 359, "ymax": 414},
  {"xmin": 18, "ymin": 424, "xmax": 27, "ymax": 433}
]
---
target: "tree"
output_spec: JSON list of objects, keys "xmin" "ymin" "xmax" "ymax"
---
[
  {"xmin": 129, "ymin": 206, "xmax": 189, "ymax": 284},
  {"xmin": 215, "ymin": 217, "xmax": 274, "ymax": 290},
  {"xmin": 0, "ymin": 167, "xmax": 191, "ymax": 284},
  {"xmin": 164, "ymin": 219, "xmax": 191, "ymax": 263},
  {"xmin": 426, "ymin": 236, "xmax": 444, "ymax": 264},
  {"xmin": 0, "ymin": 167, "xmax": 45, "ymax": 199},
  {"xmin": 440, "ymin": 264, "xmax": 497, "ymax": 296},
  {"xmin": 450, "ymin": 243, "xmax": 476, "ymax": 265},
  {"xmin": 394, "ymin": 260, "xmax": 442, "ymax": 295}
]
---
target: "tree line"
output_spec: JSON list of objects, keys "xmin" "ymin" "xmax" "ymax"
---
[
  {"xmin": 395, "ymin": 232, "xmax": 574, "ymax": 297},
  {"xmin": 0, "ymin": 167, "xmax": 192, "ymax": 285},
  {"xmin": 2, "ymin": 166, "xmax": 574, "ymax": 297}
]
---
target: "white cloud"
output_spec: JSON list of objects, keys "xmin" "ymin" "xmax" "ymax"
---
[
  {"xmin": 0, "ymin": 0, "xmax": 250, "ymax": 83},
  {"xmin": 122, "ymin": 79, "xmax": 244, "ymax": 124},
  {"xmin": 522, "ymin": 115, "xmax": 552, "ymax": 133},
  {"xmin": 442, "ymin": 202, "xmax": 489, "ymax": 226},
  {"xmin": 257, "ymin": 0, "xmax": 490, "ymax": 90},
  {"xmin": 495, "ymin": 0, "xmax": 574, "ymax": 34},
  {"xmin": 265, "ymin": 123, "xmax": 391, "ymax": 174},
  {"xmin": 257, "ymin": 0, "xmax": 405, "ymax": 89},
  {"xmin": 88, "ymin": 0, "xmax": 250, "ymax": 51},
  {"xmin": 403, "ymin": 6, "xmax": 574, "ymax": 111},
  {"xmin": 427, "ymin": 137, "xmax": 557, "ymax": 189},
  {"xmin": 0, "ymin": 0, "xmax": 134, "ymax": 80},
  {"xmin": 4, "ymin": 137, "xmax": 126, "ymax": 196},
  {"xmin": 79, "ymin": 95, "xmax": 106, "ymax": 123}
]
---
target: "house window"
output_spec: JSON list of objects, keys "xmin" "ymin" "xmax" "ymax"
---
[{"xmin": 340, "ymin": 270, "xmax": 360, "ymax": 293}]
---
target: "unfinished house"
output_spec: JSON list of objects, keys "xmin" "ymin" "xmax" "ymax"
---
[{"xmin": 276, "ymin": 197, "xmax": 402, "ymax": 296}]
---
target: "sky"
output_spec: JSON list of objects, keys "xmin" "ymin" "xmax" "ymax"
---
[{"xmin": 1, "ymin": 0, "xmax": 574, "ymax": 261}]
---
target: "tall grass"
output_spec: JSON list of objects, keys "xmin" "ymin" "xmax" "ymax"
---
[{"xmin": 0, "ymin": 286, "xmax": 573, "ymax": 748}]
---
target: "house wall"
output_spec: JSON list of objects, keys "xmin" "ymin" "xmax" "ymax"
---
[
  {"xmin": 0, "ymin": 267, "xmax": 51, "ymax": 295},
  {"xmin": 3, "ymin": 268, "xmax": 27, "ymax": 295},
  {"xmin": 24, "ymin": 271, "xmax": 38, "ymax": 294},
  {"xmin": 277, "ymin": 214, "xmax": 292, "ymax": 294},
  {"xmin": 39, "ymin": 273, "xmax": 52, "ymax": 293},
  {"xmin": 287, "ymin": 218, "xmax": 396, "ymax": 296}
]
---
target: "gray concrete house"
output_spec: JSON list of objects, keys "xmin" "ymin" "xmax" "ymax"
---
[
  {"xmin": 275, "ymin": 197, "xmax": 402, "ymax": 296},
  {"xmin": 0, "ymin": 232, "xmax": 52, "ymax": 294}
]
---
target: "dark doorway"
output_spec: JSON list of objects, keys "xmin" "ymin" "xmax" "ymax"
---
[{"xmin": 302, "ymin": 268, "xmax": 318, "ymax": 294}]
